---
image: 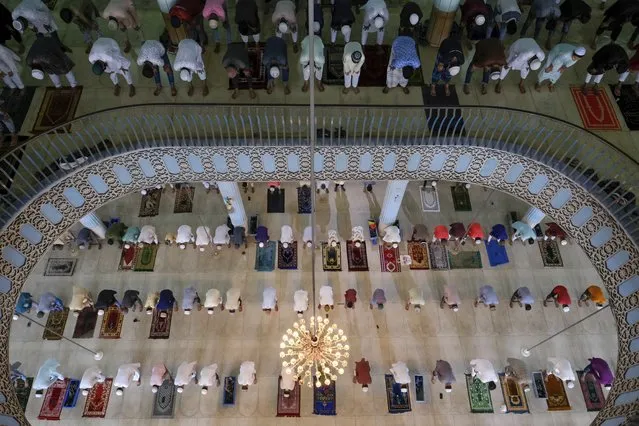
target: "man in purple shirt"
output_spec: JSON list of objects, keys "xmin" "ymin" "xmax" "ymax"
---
[
  {"xmin": 369, "ymin": 288, "xmax": 386, "ymax": 310},
  {"xmin": 584, "ymin": 357, "xmax": 614, "ymax": 390}
]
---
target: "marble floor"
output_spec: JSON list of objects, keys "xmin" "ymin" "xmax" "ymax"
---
[{"xmin": 11, "ymin": 180, "xmax": 618, "ymax": 425}]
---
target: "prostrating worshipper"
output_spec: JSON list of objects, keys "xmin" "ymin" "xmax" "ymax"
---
[
  {"xmin": 544, "ymin": 222, "xmax": 568, "ymax": 245},
  {"xmin": 546, "ymin": 357, "xmax": 576, "ymax": 389},
  {"xmin": 232, "ymin": 226, "xmax": 247, "ymax": 249},
  {"xmin": 238, "ymin": 361, "xmax": 257, "ymax": 390},
  {"xmin": 505, "ymin": 357, "xmax": 531, "ymax": 392},
  {"xmin": 382, "ymin": 225, "xmax": 401, "ymax": 248},
  {"xmin": 145, "ymin": 291, "xmax": 160, "ymax": 315},
  {"xmin": 344, "ymin": 288, "xmax": 357, "ymax": 309},
  {"xmin": 13, "ymin": 292, "xmax": 33, "ymax": 320},
  {"xmin": 150, "ymin": 363, "xmax": 169, "ymax": 393},
  {"xmin": 370, "ymin": 288, "xmax": 386, "ymax": 310},
  {"xmin": 470, "ymin": 358, "xmax": 498, "ymax": 390},
  {"xmin": 536, "ymin": 43, "xmax": 586, "ymax": 91},
  {"xmin": 294, "ymin": 289, "xmax": 309, "ymax": 317},
  {"xmin": 224, "ymin": 42, "xmax": 255, "ymax": 99},
  {"xmin": 34, "ymin": 292, "xmax": 64, "ymax": 318},
  {"xmin": 360, "ymin": 0, "xmax": 389, "ymax": 46},
  {"xmin": 592, "ymin": 0, "xmax": 639, "ymax": 49},
  {"xmin": 80, "ymin": 367, "xmax": 106, "ymax": 396},
  {"xmin": 12, "ymin": 0, "xmax": 69, "ymax": 51},
  {"xmin": 331, "ymin": 0, "xmax": 355, "ymax": 44},
  {"xmin": 463, "ymin": 38, "xmax": 507, "ymax": 95},
  {"xmin": 466, "ymin": 222, "xmax": 484, "ymax": 245},
  {"xmin": 121, "ymin": 289, "xmax": 143, "ymax": 314},
  {"xmin": 106, "ymin": 221, "xmax": 127, "ymax": 246},
  {"xmin": 122, "ymin": 225, "xmax": 140, "ymax": 249},
  {"xmin": 169, "ymin": 0, "xmax": 207, "ymax": 46},
  {"xmin": 158, "ymin": 289, "xmax": 178, "ymax": 317},
  {"xmin": 543, "ymin": 284, "xmax": 571, "ymax": 312},
  {"xmin": 205, "ymin": 288, "xmax": 224, "ymax": 314},
  {"xmin": 69, "ymin": 286, "xmax": 94, "ymax": 317},
  {"xmin": 440, "ymin": 285, "xmax": 460, "ymax": 311},
  {"xmin": 460, "ymin": 0, "xmax": 492, "ymax": 45},
  {"xmin": 342, "ymin": 41, "xmax": 364, "ymax": 94},
  {"xmin": 256, "ymin": 225, "xmax": 270, "ymax": 248},
  {"xmin": 353, "ymin": 358, "xmax": 372, "ymax": 391},
  {"xmin": 449, "ymin": 222, "xmax": 466, "ymax": 244},
  {"xmin": 390, "ymin": 361, "xmax": 411, "ymax": 393},
  {"xmin": 196, "ymin": 226, "xmax": 212, "ymax": 251},
  {"xmin": 182, "ymin": 287, "xmax": 202, "ymax": 315},
  {"xmin": 226, "ymin": 288, "xmax": 242, "ymax": 313},
  {"xmin": 583, "ymin": 43, "xmax": 629, "ymax": 96},
  {"xmin": 399, "ymin": 1, "xmax": 423, "ymax": 36},
  {"xmin": 263, "ymin": 36, "xmax": 290, "ymax": 95},
  {"xmin": 433, "ymin": 224, "xmax": 450, "ymax": 243},
  {"xmin": 0, "ymin": 4, "xmax": 24, "ymax": 54},
  {"xmin": 316, "ymin": 180, "xmax": 330, "ymax": 194},
  {"xmin": 494, "ymin": 0, "xmax": 521, "ymax": 40},
  {"xmin": 497, "ymin": 37, "xmax": 544, "ymax": 94},
  {"xmin": 319, "ymin": 285, "xmax": 335, "ymax": 313},
  {"xmin": 303, "ymin": 226, "xmax": 313, "ymax": 248},
  {"xmin": 475, "ymin": 285, "xmax": 499, "ymax": 310},
  {"xmin": 509, "ymin": 286, "xmax": 534, "ymax": 310},
  {"xmin": 213, "ymin": 225, "xmax": 231, "ymax": 251},
  {"xmin": 351, "ymin": 226, "xmax": 365, "ymax": 247},
  {"xmin": 511, "ymin": 220, "xmax": 536, "ymax": 244},
  {"xmin": 327, "ymin": 229, "xmax": 339, "ymax": 248},
  {"xmin": 405, "ymin": 288, "xmax": 425, "ymax": 312},
  {"xmin": 114, "ymin": 362, "xmax": 141, "ymax": 396},
  {"xmin": 138, "ymin": 224, "xmax": 159, "ymax": 245},
  {"xmin": 383, "ymin": 36, "xmax": 420, "ymax": 95},
  {"xmin": 33, "ymin": 359, "xmax": 64, "ymax": 398},
  {"xmin": 165, "ymin": 232, "xmax": 176, "ymax": 245},
  {"xmin": 89, "ymin": 37, "xmax": 135, "ymax": 97},
  {"xmin": 584, "ymin": 357, "xmax": 613, "ymax": 390},
  {"xmin": 0, "ymin": 45, "xmax": 23, "ymax": 90},
  {"xmin": 59, "ymin": 0, "xmax": 101, "ymax": 53},
  {"xmin": 300, "ymin": 35, "xmax": 325, "ymax": 92},
  {"xmin": 280, "ymin": 225, "xmax": 294, "ymax": 248},
  {"xmin": 272, "ymin": 0, "xmax": 299, "ymax": 52},
  {"xmin": 520, "ymin": 0, "xmax": 561, "ymax": 39},
  {"xmin": 411, "ymin": 224, "xmax": 429, "ymax": 242},
  {"xmin": 26, "ymin": 35, "xmax": 78, "ymax": 89},
  {"xmin": 76, "ymin": 227, "xmax": 98, "ymax": 250},
  {"xmin": 262, "ymin": 286, "xmax": 278, "ymax": 314},
  {"xmin": 174, "ymin": 38, "xmax": 208, "ymax": 97},
  {"xmin": 578, "ymin": 285, "xmax": 607, "ymax": 308},
  {"xmin": 431, "ymin": 359, "xmax": 455, "ymax": 392},
  {"xmin": 200, "ymin": 363, "xmax": 220, "ymax": 394},
  {"xmin": 175, "ymin": 361, "xmax": 198, "ymax": 393},
  {"xmin": 102, "ymin": 0, "xmax": 140, "ymax": 53},
  {"xmin": 487, "ymin": 223, "xmax": 508, "ymax": 244},
  {"xmin": 204, "ymin": 0, "xmax": 232, "ymax": 52},
  {"xmin": 430, "ymin": 35, "xmax": 464, "ymax": 97},
  {"xmin": 95, "ymin": 289, "xmax": 120, "ymax": 316},
  {"xmin": 280, "ymin": 365, "xmax": 296, "ymax": 397},
  {"xmin": 545, "ymin": 0, "xmax": 591, "ymax": 50},
  {"xmin": 235, "ymin": 0, "xmax": 260, "ymax": 45},
  {"xmin": 137, "ymin": 39, "xmax": 176, "ymax": 97}
]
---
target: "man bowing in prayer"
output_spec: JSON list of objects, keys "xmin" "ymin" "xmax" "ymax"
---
[
  {"xmin": 263, "ymin": 35, "xmax": 290, "ymax": 95},
  {"xmin": 431, "ymin": 35, "xmax": 464, "ymax": 97},
  {"xmin": 546, "ymin": 357, "xmax": 576, "ymax": 389},
  {"xmin": 432, "ymin": 359, "xmax": 455, "ymax": 392},
  {"xmin": 262, "ymin": 286, "xmax": 278, "ymax": 314},
  {"xmin": 272, "ymin": 0, "xmax": 299, "ymax": 52},
  {"xmin": 390, "ymin": 361, "xmax": 411, "ymax": 393},
  {"xmin": 238, "ymin": 361, "xmax": 257, "ymax": 390},
  {"xmin": 175, "ymin": 361, "xmax": 198, "ymax": 393},
  {"xmin": 89, "ymin": 37, "xmax": 135, "ymax": 97},
  {"xmin": 463, "ymin": 38, "xmax": 507, "ymax": 95},
  {"xmin": 33, "ymin": 359, "xmax": 64, "ymax": 397},
  {"xmin": 360, "ymin": 0, "xmax": 389, "ymax": 46},
  {"xmin": 226, "ymin": 288, "xmax": 243, "ymax": 313},
  {"xmin": 497, "ymin": 37, "xmax": 544, "ymax": 93},
  {"xmin": 300, "ymin": 35, "xmax": 325, "ymax": 92},
  {"xmin": 583, "ymin": 357, "xmax": 613, "ymax": 390},
  {"xmin": 294, "ymin": 289, "xmax": 309, "ymax": 317},
  {"xmin": 114, "ymin": 362, "xmax": 141, "ymax": 395},
  {"xmin": 138, "ymin": 39, "xmax": 176, "ymax": 96},
  {"xmin": 505, "ymin": 357, "xmax": 531, "ymax": 392},
  {"xmin": 582, "ymin": 43, "xmax": 629, "ymax": 96},
  {"xmin": 224, "ymin": 42, "xmax": 255, "ymax": 99},
  {"xmin": 280, "ymin": 365, "xmax": 297, "ymax": 397},
  {"xmin": 353, "ymin": 358, "xmax": 372, "ymax": 391},
  {"xmin": 536, "ymin": 44, "xmax": 586, "ymax": 92},
  {"xmin": 205, "ymin": 288, "xmax": 224, "ymax": 314},
  {"xmin": 342, "ymin": 41, "xmax": 364, "ymax": 94},
  {"xmin": 150, "ymin": 363, "xmax": 169, "ymax": 393},
  {"xmin": 383, "ymin": 36, "xmax": 420, "ymax": 95},
  {"xmin": 199, "ymin": 363, "xmax": 220, "ymax": 394},
  {"xmin": 470, "ymin": 358, "xmax": 498, "ymax": 390},
  {"xmin": 174, "ymin": 39, "xmax": 208, "ymax": 96},
  {"xmin": 80, "ymin": 367, "xmax": 105, "ymax": 396},
  {"xmin": 26, "ymin": 34, "xmax": 78, "ymax": 88},
  {"xmin": 102, "ymin": 0, "xmax": 140, "ymax": 53}
]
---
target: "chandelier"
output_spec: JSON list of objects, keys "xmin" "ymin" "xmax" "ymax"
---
[{"xmin": 280, "ymin": 316, "xmax": 350, "ymax": 387}]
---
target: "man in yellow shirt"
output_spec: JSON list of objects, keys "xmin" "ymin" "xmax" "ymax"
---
[{"xmin": 577, "ymin": 285, "xmax": 606, "ymax": 308}]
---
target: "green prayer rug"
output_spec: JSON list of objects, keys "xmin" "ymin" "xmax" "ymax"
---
[
  {"xmin": 465, "ymin": 375, "xmax": 493, "ymax": 413},
  {"xmin": 133, "ymin": 245, "xmax": 158, "ymax": 272},
  {"xmin": 448, "ymin": 250, "xmax": 482, "ymax": 269},
  {"xmin": 255, "ymin": 240, "xmax": 276, "ymax": 271}
]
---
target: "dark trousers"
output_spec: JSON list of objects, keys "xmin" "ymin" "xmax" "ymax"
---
[
  {"xmin": 464, "ymin": 66, "xmax": 490, "ymax": 85},
  {"xmin": 230, "ymin": 70, "xmax": 253, "ymax": 89}
]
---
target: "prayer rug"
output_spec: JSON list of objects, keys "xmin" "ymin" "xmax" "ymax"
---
[
  {"xmin": 415, "ymin": 375, "xmax": 425, "ymax": 402},
  {"xmin": 72, "ymin": 307, "xmax": 98, "ymax": 339},
  {"xmin": 276, "ymin": 376, "xmax": 301, "ymax": 417},
  {"xmin": 570, "ymin": 86, "xmax": 621, "ymax": 131},
  {"xmin": 484, "ymin": 240, "xmax": 509, "ymax": 267},
  {"xmin": 297, "ymin": 185, "xmax": 312, "ymax": 213},
  {"xmin": 149, "ymin": 308, "xmax": 172, "ymax": 339},
  {"xmin": 99, "ymin": 306, "xmax": 123, "ymax": 339},
  {"xmin": 38, "ymin": 379, "xmax": 68, "ymax": 420},
  {"xmin": 421, "ymin": 85, "xmax": 466, "ymax": 136},
  {"xmin": 539, "ymin": 240, "xmax": 563, "ymax": 267},
  {"xmin": 419, "ymin": 186, "xmax": 440, "ymax": 212},
  {"xmin": 14, "ymin": 377, "xmax": 33, "ymax": 413},
  {"xmin": 385, "ymin": 374, "xmax": 411, "ymax": 414},
  {"xmin": 499, "ymin": 374, "xmax": 529, "ymax": 414},
  {"xmin": 82, "ymin": 378, "xmax": 112, "ymax": 418},
  {"xmin": 0, "ymin": 86, "xmax": 35, "ymax": 137},
  {"xmin": 267, "ymin": 188, "xmax": 286, "ymax": 213},
  {"xmin": 313, "ymin": 380, "xmax": 336, "ymax": 415},
  {"xmin": 577, "ymin": 371, "xmax": 605, "ymax": 412},
  {"xmin": 63, "ymin": 379, "xmax": 80, "ymax": 408},
  {"xmin": 451, "ymin": 185, "xmax": 472, "ymax": 211},
  {"xmin": 255, "ymin": 240, "xmax": 276, "ymax": 271},
  {"xmin": 152, "ymin": 378, "xmax": 176, "ymax": 417},
  {"xmin": 32, "ymin": 86, "xmax": 83, "ymax": 134},
  {"xmin": 407, "ymin": 241, "xmax": 429, "ymax": 269},
  {"xmin": 173, "ymin": 185, "xmax": 195, "ymax": 213},
  {"xmin": 428, "ymin": 242, "xmax": 449, "ymax": 270},
  {"xmin": 448, "ymin": 250, "xmax": 482, "ymax": 269},
  {"xmin": 118, "ymin": 245, "xmax": 136, "ymax": 270},
  {"xmin": 133, "ymin": 244, "xmax": 159, "ymax": 272},
  {"xmin": 611, "ymin": 84, "xmax": 639, "ymax": 130},
  {"xmin": 227, "ymin": 43, "xmax": 267, "ymax": 90},
  {"xmin": 139, "ymin": 188, "xmax": 162, "ymax": 217},
  {"xmin": 465, "ymin": 374, "xmax": 493, "ymax": 413},
  {"xmin": 346, "ymin": 240, "xmax": 369, "ymax": 271},
  {"xmin": 223, "ymin": 376, "xmax": 236, "ymax": 406},
  {"xmin": 379, "ymin": 245, "xmax": 401, "ymax": 273},
  {"xmin": 43, "ymin": 308, "xmax": 69, "ymax": 340},
  {"xmin": 545, "ymin": 374, "xmax": 571, "ymax": 411},
  {"xmin": 278, "ymin": 241, "xmax": 298, "ymax": 270},
  {"xmin": 44, "ymin": 258, "xmax": 76, "ymax": 276},
  {"xmin": 322, "ymin": 242, "xmax": 342, "ymax": 271},
  {"xmin": 532, "ymin": 371, "xmax": 547, "ymax": 398}
]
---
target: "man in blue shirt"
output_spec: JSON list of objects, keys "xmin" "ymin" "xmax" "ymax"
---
[
  {"xmin": 34, "ymin": 292, "xmax": 64, "ymax": 318},
  {"xmin": 383, "ymin": 36, "xmax": 420, "ymax": 94},
  {"xmin": 487, "ymin": 224, "xmax": 508, "ymax": 245},
  {"xmin": 510, "ymin": 286, "xmax": 535, "ymax": 310},
  {"xmin": 157, "ymin": 289, "xmax": 178, "ymax": 318},
  {"xmin": 263, "ymin": 36, "xmax": 290, "ymax": 94}
]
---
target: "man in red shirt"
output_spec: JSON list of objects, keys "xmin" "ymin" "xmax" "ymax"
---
[
  {"xmin": 353, "ymin": 358, "xmax": 372, "ymax": 391},
  {"xmin": 432, "ymin": 225, "xmax": 450, "ymax": 243},
  {"xmin": 467, "ymin": 222, "xmax": 484, "ymax": 245},
  {"xmin": 345, "ymin": 289, "xmax": 357, "ymax": 309},
  {"xmin": 543, "ymin": 285, "xmax": 571, "ymax": 312}
]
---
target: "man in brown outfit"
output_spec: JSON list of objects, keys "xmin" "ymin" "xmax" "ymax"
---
[{"xmin": 463, "ymin": 38, "xmax": 507, "ymax": 95}]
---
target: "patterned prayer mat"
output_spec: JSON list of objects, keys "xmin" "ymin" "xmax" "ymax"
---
[
  {"xmin": 149, "ymin": 309, "xmax": 172, "ymax": 339},
  {"xmin": 227, "ymin": 43, "xmax": 267, "ymax": 90},
  {"xmin": 63, "ymin": 379, "xmax": 80, "ymax": 408},
  {"xmin": 428, "ymin": 242, "xmax": 449, "ymax": 270},
  {"xmin": 44, "ymin": 258, "xmax": 76, "ymax": 276},
  {"xmin": 83, "ymin": 378, "xmax": 112, "ymax": 418},
  {"xmin": 419, "ymin": 186, "xmax": 440, "ymax": 212},
  {"xmin": 612, "ymin": 84, "xmax": 639, "ymax": 130},
  {"xmin": 32, "ymin": 86, "xmax": 83, "ymax": 134},
  {"xmin": 133, "ymin": 245, "xmax": 159, "ymax": 272},
  {"xmin": 322, "ymin": 242, "xmax": 342, "ymax": 271},
  {"xmin": 532, "ymin": 371, "xmax": 547, "ymax": 398},
  {"xmin": 99, "ymin": 306, "xmax": 123, "ymax": 339},
  {"xmin": 255, "ymin": 240, "xmax": 276, "ymax": 271},
  {"xmin": 499, "ymin": 374, "xmax": 529, "ymax": 414},
  {"xmin": 385, "ymin": 374, "xmax": 411, "ymax": 414},
  {"xmin": 346, "ymin": 240, "xmax": 369, "ymax": 271},
  {"xmin": 415, "ymin": 375, "xmax": 425, "ymax": 402},
  {"xmin": 577, "ymin": 371, "xmax": 605, "ymax": 411},
  {"xmin": 539, "ymin": 240, "xmax": 563, "ymax": 267},
  {"xmin": 139, "ymin": 188, "xmax": 162, "ymax": 217},
  {"xmin": 223, "ymin": 376, "xmax": 236, "ymax": 406},
  {"xmin": 570, "ymin": 86, "xmax": 621, "ymax": 131},
  {"xmin": 43, "ymin": 308, "xmax": 69, "ymax": 340},
  {"xmin": 277, "ymin": 241, "xmax": 298, "ymax": 270},
  {"xmin": 276, "ymin": 376, "xmax": 301, "ymax": 417},
  {"xmin": 448, "ymin": 250, "xmax": 482, "ymax": 269},
  {"xmin": 485, "ymin": 240, "xmax": 509, "ymax": 267},
  {"xmin": 407, "ymin": 241, "xmax": 429, "ymax": 269},
  {"xmin": 38, "ymin": 379, "xmax": 68, "ymax": 420},
  {"xmin": 451, "ymin": 185, "xmax": 472, "ymax": 211},
  {"xmin": 152, "ymin": 378, "xmax": 176, "ymax": 417},
  {"xmin": 379, "ymin": 245, "xmax": 401, "ymax": 272},
  {"xmin": 14, "ymin": 377, "xmax": 33, "ymax": 413},
  {"xmin": 173, "ymin": 185, "xmax": 195, "ymax": 213},
  {"xmin": 465, "ymin": 375, "xmax": 493, "ymax": 413},
  {"xmin": 267, "ymin": 188, "xmax": 286, "ymax": 213},
  {"xmin": 118, "ymin": 245, "xmax": 136, "ymax": 270},
  {"xmin": 297, "ymin": 186, "xmax": 312, "ymax": 213},
  {"xmin": 72, "ymin": 307, "xmax": 98, "ymax": 339},
  {"xmin": 545, "ymin": 374, "xmax": 571, "ymax": 411},
  {"xmin": 421, "ymin": 84, "xmax": 466, "ymax": 136},
  {"xmin": 313, "ymin": 380, "xmax": 336, "ymax": 415}
]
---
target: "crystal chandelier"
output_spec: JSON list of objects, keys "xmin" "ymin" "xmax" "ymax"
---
[{"xmin": 280, "ymin": 316, "xmax": 350, "ymax": 387}]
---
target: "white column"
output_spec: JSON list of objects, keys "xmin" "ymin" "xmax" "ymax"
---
[
  {"xmin": 217, "ymin": 182, "xmax": 248, "ymax": 229},
  {"xmin": 79, "ymin": 212, "xmax": 107, "ymax": 239},
  {"xmin": 379, "ymin": 180, "xmax": 409, "ymax": 230},
  {"xmin": 522, "ymin": 206, "xmax": 546, "ymax": 228}
]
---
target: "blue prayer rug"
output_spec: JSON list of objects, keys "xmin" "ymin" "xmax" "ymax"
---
[
  {"xmin": 484, "ymin": 240, "xmax": 509, "ymax": 267},
  {"xmin": 313, "ymin": 380, "xmax": 336, "ymax": 415},
  {"xmin": 63, "ymin": 379, "xmax": 80, "ymax": 408},
  {"xmin": 223, "ymin": 377, "xmax": 236, "ymax": 406},
  {"xmin": 385, "ymin": 374, "xmax": 411, "ymax": 413},
  {"xmin": 415, "ymin": 375, "xmax": 425, "ymax": 402},
  {"xmin": 255, "ymin": 241, "xmax": 276, "ymax": 271}
]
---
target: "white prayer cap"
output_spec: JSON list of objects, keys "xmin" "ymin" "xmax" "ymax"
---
[
  {"xmin": 35, "ymin": 391, "xmax": 43, "ymax": 398},
  {"xmin": 490, "ymin": 71, "xmax": 500, "ymax": 80},
  {"xmin": 560, "ymin": 239, "xmax": 568, "ymax": 246},
  {"xmin": 574, "ymin": 46, "xmax": 586, "ymax": 57},
  {"xmin": 409, "ymin": 13, "xmax": 419, "ymax": 25},
  {"xmin": 566, "ymin": 380, "xmax": 575, "ymax": 389},
  {"xmin": 184, "ymin": 309, "xmax": 191, "ymax": 315},
  {"xmin": 141, "ymin": 189, "xmax": 148, "ymax": 195},
  {"xmin": 208, "ymin": 308, "xmax": 214, "ymax": 315},
  {"xmin": 31, "ymin": 69, "xmax": 45, "ymax": 80},
  {"xmin": 12, "ymin": 19, "xmax": 24, "ymax": 32},
  {"xmin": 116, "ymin": 388, "xmax": 124, "ymax": 396},
  {"xmin": 201, "ymin": 387, "xmax": 208, "ymax": 394},
  {"xmin": 97, "ymin": 309, "xmax": 105, "ymax": 316},
  {"xmin": 108, "ymin": 19, "xmax": 118, "ymax": 31},
  {"xmin": 445, "ymin": 387, "xmax": 452, "ymax": 393},
  {"xmin": 452, "ymin": 306, "xmax": 459, "ymax": 312},
  {"xmin": 529, "ymin": 58, "xmax": 542, "ymax": 70},
  {"xmin": 362, "ymin": 386, "xmax": 369, "ymax": 392},
  {"xmin": 297, "ymin": 312, "xmax": 303, "ymax": 318},
  {"xmin": 177, "ymin": 386, "xmax": 184, "ymax": 393},
  {"xmin": 562, "ymin": 305, "xmax": 570, "ymax": 312},
  {"xmin": 374, "ymin": 17, "xmax": 384, "ymax": 29},
  {"xmin": 313, "ymin": 22, "xmax": 320, "ymax": 33},
  {"xmin": 180, "ymin": 69, "xmax": 192, "ymax": 82},
  {"xmin": 199, "ymin": 247, "xmax": 205, "ymax": 252},
  {"xmin": 474, "ymin": 15, "xmax": 485, "ymax": 26},
  {"xmin": 124, "ymin": 243, "xmax": 131, "ymax": 249},
  {"xmin": 209, "ymin": 18, "xmax": 219, "ymax": 29},
  {"xmin": 152, "ymin": 385, "xmax": 158, "ymax": 393},
  {"xmin": 179, "ymin": 244, "xmax": 186, "ymax": 250},
  {"xmin": 401, "ymin": 387, "xmax": 408, "ymax": 393},
  {"xmin": 270, "ymin": 66, "xmax": 280, "ymax": 79},
  {"xmin": 449, "ymin": 66, "xmax": 460, "ymax": 76},
  {"xmin": 12, "ymin": 314, "xmax": 18, "ymax": 321},
  {"xmin": 278, "ymin": 21, "xmax": 289, "ymax": 33},
  {"xmin": 82, "ymin": 389, "xmax": 89, "ymax": 396},
  {"xmin": 73, "ymin": 311, "xmax": 80, "ymax": 318},
  {"xmin": 341, "ymin": 25, "xmax": 350, "ymax": 35}
]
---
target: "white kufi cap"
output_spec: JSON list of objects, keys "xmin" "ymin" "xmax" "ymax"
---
[
  {"xmin": 313, "ymin": 22, "xmax": 320, "ymax": 33},
  {"xmin": 449, "ymin": 66, "xmax": 460, "ymax": 76},
  {"xmin": 32, "ymin": 69, "xmax": 44, "ymax": 80},
  {"xmin": 278, "ymin": 21, "xmax": 288, "ymax": 33},
  {"xmin": 209, "ymin": 18, "xmax": 219, "ymax": 29},
  {"xmin": 374, "ymin": 17, "xmax": 384, "ymax": 29},
  {"xmin": 529, "ymin": 58, "xmax": 542, "ymax": 70},
  {"xmin": 180, "ymin": 68, "xmax": 192, "ymax": 82},
  {"xmin": 409, "ymin": 13, "xmax": 419, "ymax": 25},
  {"xmin": 574, "ymin": 46, "xmax": 586, "ymax": 57},
  {"xmin": 490, "ymin": 71, "xmax": 501, "ymax": 80},
  {"xmin": 270, "ymin": 66, "xmax": 280, "ymax": 79},
  {"xmin": 475, "ymin": 15, "xmax": 485, "ymax": 26}
]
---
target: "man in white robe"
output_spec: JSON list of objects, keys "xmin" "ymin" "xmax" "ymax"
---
[
  {"xmin": 470, "ymin": 358, "xmax": 498, "ymax": 390},
  {"xmin": 196, "ymin": 226, "xmax": 212, "ymax": 251},
  {"xmin": 150, "ymin": 363, "xmax": 169, "ymax": 393},
  {"xmin": 145, "ymin": 292, "xmax": 159, "ymax": 315},
  {"xmin": 536, "ymin": 43, "xmax": 586, "ymax": 91},
  {"xmin": 175, "ymin": 361, "xmax": 198, "ymax": 393},
  {"xmin": 360, "ymin": 0, "xmax": 388, "ymax": 45},
  {"xmin": 300, "ymin": 35, "xmax": 325, "ymax": 92},
  {"xmin": 280, "ymin": 225, "xmax": 294, "ymax": 248},
  {"xmin": 390, "ymin": 361, "xmax": 411, "ymax": 393},
  {"xmin": 182, "ymin": 287, "xmax": 201, "ymax": 314},
  {"xmin": 176, "ymin": 224, "xmax": 195, "ymax": 249},
  {"xmin": 80, "ymin": 367, "xmax": 105, "ymax": 396},
  {"xmin": 0, "ymin": 45, "xmax": 24, "ymax": 89},
  {"xmin": 547, "ymin": 357, "xmax": 576, "ymax": 389},
  {"xmin": 294, "ymin": 289, "xmax": 308, "ymax": 317},
  {"xmin": 497, "ymin": 38, "xmax": 545, "ymax": 93},
  {"xmin": 205, "ymin": 288, "xmax": 224, "ymax": 314},
  {"xmin": 69, "ymin": 286, "xmax": 94, "ymax": 317},
  {"xmin": 343, "ymin": 42, "xmax": 364, "ymax": 94},
  {"xmin": 174, "ymin": 38, "xmax": 208, "ymax": 96},
  {"xmin": 33, "ymin": 359, "xmax": 64, "ymax": 397},
  {"xmin": 262, "ymin": 286, "xmax": 278, "ymax": 313},
  {"xmin": 137, "ymin": 224, "xmax": 158, "ymax": 245},
  {"xmin": 405, "ymin": 288, "xmax": 425, "ymax": 312},
  {"xmin": 226, "ymin": 288, "xmax": 242, "ymax": 313},
  {"xmin": 114, "ymin": 362, "xmax": 141, "ymax": 395},
  {"xmin": 89, "ymin": 37, "xmax": 135, "ymax": 96},
  {"xmin": 213, "ymin": 225, "xmax": 231, "ymax": 251},
  {"xmin": 272, "ymin": 0, "xmax": 299, "ymax": 52},
  {"xmin": 199, "ymin": 363, "xmax": 220, "ymax": 394},
  {"xmin": 238, "ymin": 361, "xmax": 257, "ymax": 390},
  {"xmin": 319, "ymin": 285, "xmax": 334, "ymax": 313},
  {"xmin": 280, "ymin": 365, "xmax": 296, "ymax": 397}
]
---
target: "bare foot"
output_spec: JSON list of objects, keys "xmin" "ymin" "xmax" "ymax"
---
[
  {"xmin": 463, "ymin": 84, "xmax": 470, "ymax": 95},
  {"xmin": 284, "ymin": 85, "xmax": 291, "ymax": 95},
  {"xmin": 382, "ymin": 86, "xmax": 389, "ymax": 94},
  {"xmin": 535, "ymin": 82, "xmax": 541, "ymax": 92},
  {"xmin": 302, "ymin": 82, "xmax": 309, "ymax": 92},
  {"xmin": 153, "ymin": 86, "xmax": 162, "ymax": 96},
  {"xmin": 171, "ymin": 87, "xmax": 177, "ymax": 96},
  {"xmin": 481, "ymin": 84, "xmax": 487, "ymax": 95},
  {"xmin": 495, "ymin": 82, "xmax": 502, "ymax": 94},
  {"xmin": 548, "ymin": 84, "xmax": 555, "ymax": 92},
  {"xmin": 113, "ymin": 84, "xmax": 121, "ymax": 96},
  {"xmin": 430, "ymin": 84, "xmax": 437, "ymax": 96},
  {"xmin": 402, "ymin": 87, "xmax": 410, "ymax": 94},
  {"xmin": 342, "ymin": 87, "xmax": 349, "ymax": 94},
  {"xmin": 519, "ymin": 82, "xmax": 526, "ymax": 94},
  {"xmin": 353, "ymin": 87, "xmax": 359, "ymax": 94},
  {"xmin": 267, "ymin": 87, "xmax": 273, "ymax": 94},
  {"xmin": 249, "ymin": 89, "xmax": 256, "ymax": 99},
  {"xmin": 317, "ymin": 82, "xmax": 325, "ymax": 92},
  {"xmin": 232, "ymin": 89, "xmax": 239, "ymax": 99}
]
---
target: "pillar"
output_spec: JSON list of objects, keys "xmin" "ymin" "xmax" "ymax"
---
[
  {"xmin": 157, "ymin": 0, "xmax": 188, "ymax": 53},
  {"xmin": 217, "ymin": 182, "xmax": 248, "ymax": 229},
  {"xmin": 80, "ymin": 212, "xmax": 107, "ymax": 239},
  {"xmin": 427, "ymin": 0, "xmax": 460, "ymax": 47},
  {"xmin": 379, "ymin": 180, "xmax": 409, "ymax": 231},
  {"xmin": 522, "ymin": 206, "xmax": 546, "ymax": 228}
]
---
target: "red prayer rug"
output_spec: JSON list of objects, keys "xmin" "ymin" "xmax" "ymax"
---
[
  {"xmin": 346, "ymin": 240, "xmax": 369, "ymax": 271},
  {"xmin": 577, "ymin": 371, "xmax": 605, "ymax": 411},
  {"xmin": 276, "ymin": 376, "xmax": 301, "ymax": 417},
  {"xmin": 149, "ymin": 308, "xmax": 172, "ymax": 339},
  {"xmin": 82, "ymin": 378, "xmax": 113, "ymax": 418},
  {"xmin": 118, "ymin": 245, "xmax": 136, "ymax": 270},
  {"xmin": 99, "ymin": 306, "xmax": 123, "ymax": 339},
  {"xmin": 379, "ymin": 245, "xmax": 401, "ymax": 273},
  {"xmin": 570, "ymin": 86, "xmax": 621, "ymax": 130},
  {"xmin": 38, "ymin": 379, "xmax": 68, "ymax": 420}
]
